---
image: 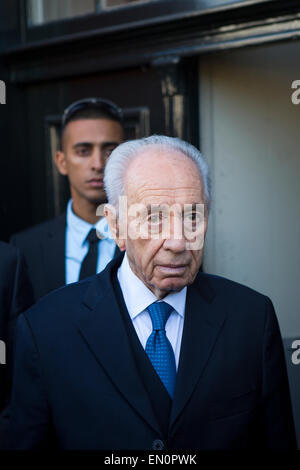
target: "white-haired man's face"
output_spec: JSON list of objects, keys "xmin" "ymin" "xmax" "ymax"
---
[{"xmin": 106, "ymin": 147, "xmax": 208, "ymax": 299}]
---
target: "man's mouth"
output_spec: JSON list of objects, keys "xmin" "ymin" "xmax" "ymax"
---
[
  {"xmin": 87, "ymin": 178, "xmax": 104, "ymax": 188},
  {"xmin": 156, "ymin": 264, "xmax": 188, "ymax": 275}
]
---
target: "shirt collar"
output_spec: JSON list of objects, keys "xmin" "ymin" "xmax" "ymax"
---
[
  {"xmin": 66, "ymin": 199, "xmax": 114, "ymax": 246},
  {"xmin": 117, "ymin": 252, "xmax": 186, "ymax": 321},
  {"xmin": 95, "ymin": 215, "xmax": 115, "ymax": 243}
]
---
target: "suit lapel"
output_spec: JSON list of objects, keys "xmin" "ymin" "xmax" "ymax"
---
[
  {"xmin": 43, "ymin": 214, "xmax": 66, "ymax": 292},
  {"xmin": 77, "ymin": 258, "xmax": 163, "ymax": 438},
  {"xmin": 169, "ymin": 275, "xmax": 227, "ymax": 431}
]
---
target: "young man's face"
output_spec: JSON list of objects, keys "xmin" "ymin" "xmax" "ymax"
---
[{"xmin": 55, "ymin": 118, "xmax": 124, "ymax": 206}]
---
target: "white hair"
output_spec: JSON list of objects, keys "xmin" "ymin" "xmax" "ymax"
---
[{"xmin": 104, "ymin": 135, "xmax": 211, "ymax": 212}]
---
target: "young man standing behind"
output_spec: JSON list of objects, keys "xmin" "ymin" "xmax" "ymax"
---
[{"xmin": 11, "ymin": 98, "xmax": 124, "ymax": 301}]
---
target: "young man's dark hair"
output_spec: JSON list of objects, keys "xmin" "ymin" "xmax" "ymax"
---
[{"xmin": 60, "ymin": 98, "xmax": 124, "ymax": 150}]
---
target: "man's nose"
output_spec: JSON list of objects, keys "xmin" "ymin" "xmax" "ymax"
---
[
  {"xmin": 91, "ymin": 147, "xmax": 105, "ymax": 171},
  {"xmin": 163, "ymin": 216, "xmax": 186, "ymax": 252}
]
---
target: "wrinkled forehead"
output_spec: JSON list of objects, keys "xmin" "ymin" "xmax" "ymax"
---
[{"xmin": 125, "ymin": 146, "xmax": 203, "ymax": 197}]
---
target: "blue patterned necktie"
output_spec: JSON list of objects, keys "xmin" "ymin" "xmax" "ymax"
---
[{"xmin": 145, "ymin": 301, "xmax": 176, "ymax": 398}]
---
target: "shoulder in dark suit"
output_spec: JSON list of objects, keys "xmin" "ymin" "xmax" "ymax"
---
[
  {"xmin": 0, "ymin": 241, "xmax": 34, "ymax": 412},
  {"xmin": 4, "ymin": 254, "xmax": 297, "ymax": 450},
  {"xmin": 10, "ymin": 215, "xmax": 66, "ymax": 302},
  {"xmin": 10, "ymin": 214, "xmax": 120, "ymax": 302}
]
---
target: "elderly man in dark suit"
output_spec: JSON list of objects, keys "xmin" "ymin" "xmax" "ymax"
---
[
  {"xmin": 5, "ymin": 135, "xmax": 297, "ymax": 450},
  {"xmin": 0, "ymin": 242, "xmax": 33, "ymax": 438}
]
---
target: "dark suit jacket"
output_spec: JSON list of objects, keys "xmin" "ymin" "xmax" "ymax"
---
[
  {"xmin": 4, "ymin": 254, "xmax": 297, "ymax": 450},
  {"xmin": 0, "ymin": 242, "xmax": 34, "ymax": 412},
  {"xmin": 10, "ymin": 214, "xmax": 120, "ymax": 302}
]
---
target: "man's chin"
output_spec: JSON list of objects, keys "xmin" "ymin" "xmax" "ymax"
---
[
  {"xmin": 153, "ymin": 278, "xmax": 187, "ymax": 297},
  {"xmin": 86, "ymin": 193, "xmax": 107, "ymax": 205}
]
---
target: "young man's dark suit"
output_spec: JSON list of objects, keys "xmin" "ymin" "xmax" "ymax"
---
[
  {"xmin": 5, "ymin": 253, "xmax": 297, "ymax": 450},
  {"xmin": 10, "ymin": 214, "xmax": 120, "ymax": 302},
  {"xmin": 0, "ymin": 242, "xmax": 34, "ymax": 413},
  {"xmin": 10, "ymin": 215, "xmax": 66, "ymax": 302}
]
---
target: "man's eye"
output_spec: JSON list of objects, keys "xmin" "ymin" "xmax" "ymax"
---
[
  {"xmin": 148, "ymin": 213, "xmax": 161, "ymax": 224},
  {"xmin": 75, "ymin": 147, "xmax": 91, "ymax": 156},
  {"xmin": 185, "ymin": 212, "xmax": 201, "ymax": 223},
  {"xmin": 104, "ymin": 147, "xmax": 117, "ymax": 157},
  {"xmin": 148, "ymin": 211, "xmax": 169, "ymax": 225}
]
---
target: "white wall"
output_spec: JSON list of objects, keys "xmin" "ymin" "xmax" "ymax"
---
[{"xmin": 199, "ymin": 42, "xmax": 300, "ymax": 339}]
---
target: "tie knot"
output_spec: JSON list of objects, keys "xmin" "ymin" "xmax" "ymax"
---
[
  {"xmin": 86, "ymin": 228, "xmax": 99, "ymax": 245},
  {"xmin": 147, "ymin": 301, "xmax": 173, "ymax": 331}
]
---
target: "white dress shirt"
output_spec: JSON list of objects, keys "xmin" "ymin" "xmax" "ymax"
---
[
  {"xmin": 65, "ymin": 199, "xmax": 116, "ymax": 284},
  {"xmin": 117, "ymin": 252, "xmax": 187, "ymax": 369}
]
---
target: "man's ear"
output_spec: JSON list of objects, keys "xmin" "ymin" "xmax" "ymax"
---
[
  {"xmin": 54, "ymin": 150, "xmax": 68, "ymax": 176},
  {"xmin": 104, "ymin": 204, "xmax": 126, "ymax": 251}
]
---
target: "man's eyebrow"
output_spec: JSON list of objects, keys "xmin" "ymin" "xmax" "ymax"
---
[
  {"xmin": 72, "ymin": 142, "xmax": 93, "ymax": 150},
  {"xmin": 101, "ymin": 141, "xmax": 120, "ymax": 148},
  {"xmin": 185, "ymin": 203, "xmax": 202, "ymax": 210},
  {"xmin": 72, "ymin": 141, "xmax": 120, "ymax": 150},
  {"xmin": 145, "ymin": 203, "xmax": 201, "ymax": 212},
  {"xmin": 145, "ymin": 204, "xmax": 165, "ymax": 213}
]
